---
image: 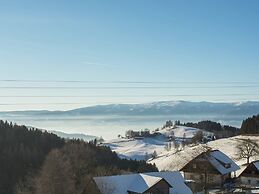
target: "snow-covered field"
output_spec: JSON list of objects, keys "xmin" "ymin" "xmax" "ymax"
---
[
  {"xmin": 149, "ymin": 135, "xmax": 259, "ymax": 176},
  {"xmin": 105, "ymin": 126, "xmax": 259, "ymax": 176},
  {"xmin": 105, "ymin": 125, "xmax": 211, "ymax": 160},
  {"xmin": 158, "ymin": 125, "xmax": 214, "ymax": 139},
  {"xmin": 105, "ymin": 136, "xmax": 166, "ymax": 160}
]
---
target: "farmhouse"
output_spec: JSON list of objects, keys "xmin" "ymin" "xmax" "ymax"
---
[
  {"xmin": 93, "ymin": 171, "xmax": 193, "ymax": 194},
  {"xmin": 180, "ymin": 150, "xmax": 240, "ymax": 190},
  {"xmin": 239, "ymin": 160, "xmax": 259, "ymax": 186}
]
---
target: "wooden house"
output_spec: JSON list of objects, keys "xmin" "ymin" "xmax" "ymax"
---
[
  {"xmin": 93, "ymin": 171, "xmax": 193, "ymax": 194},
  {"xmin": 239, "ymin": 160, "xmax": 259, "ymax": 186},
  {"xmin": 180, "ymin": 150, "xmax": 240, "ymax": 190},
  {"xmin": 127, "ymin": 175, "xmax": 171, "ymax": 194}
]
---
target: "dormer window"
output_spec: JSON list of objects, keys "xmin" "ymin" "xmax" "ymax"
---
[{"xmin": 224, "ymin": 163, "xmax": 231, "ymax": 168}]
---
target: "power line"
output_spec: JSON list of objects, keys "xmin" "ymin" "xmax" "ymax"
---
[
  {"xmin": 0, "ymin": 103, "xmax": 94, "ymax": 106},
  {"xmin": 0, "ymin": 94, "xmax": 258, "ymax": 98},
  {"xmin": 0, "ymin": 85, "xmax": 259, "ymax": 89},
  {"xmin": 0, "ymin": 79, "xmax": 259, "ymax": 84}
]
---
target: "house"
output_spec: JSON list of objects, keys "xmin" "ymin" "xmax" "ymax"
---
[
  {"xmin": 180, "ymin": 150, "xmax": 240, "ymax": 190},
  {"xmin": 93, "ymin": 171, "xmax": 193, "ymax": 194},
  {"xmin": 239, "ymin": 160, "xmax": 259, "ymax": 186}
]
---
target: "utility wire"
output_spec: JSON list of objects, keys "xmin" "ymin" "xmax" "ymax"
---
[
  {"xmin": 0, "ymin": 94, "xmax": 258, "ymax": 98},
  {"xmin": 0, "ymin": 85, "xmax": 259, "ymax": 89},
  {"xmin": 0, "ymin": 79, "xmax": 259, "ymax": 84}
]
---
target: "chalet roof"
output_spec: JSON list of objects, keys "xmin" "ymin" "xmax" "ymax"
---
[
  {"xmin": 239, "ymin": 160, "xmax": 259, "ymax": 177},
  {"xmin": 93, "ymin": 171, "xmax": 193, "ymax": 194},
  {"xmin": 127, "ymin": 174, "xmax": 163, "ymax": 193},
  {"xmin": 181, "ymin": 149, "xmax": 240, "ymax": 175},
  {"xmin": 207, "ymin": 150, "xmax": 240, "ymax": 175},
  {"xmin": 253, "ymin": 161, "xmax": 259, "ymax": 171}
]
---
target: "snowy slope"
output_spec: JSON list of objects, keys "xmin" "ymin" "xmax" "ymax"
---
[
  {"xmin": 105, "ymin": 136, "xmax": 166, "ymax": 160},
  {"xmin": 158, "ymin": 125, "xmax": 213, "ymax": 139},
  {"xmin": 148, "ymin": 135, "xmax": 259, "ymax": 175},
  {"xmin": 105, "ymin": 126, "xmax": 210, "ymax": 160}
]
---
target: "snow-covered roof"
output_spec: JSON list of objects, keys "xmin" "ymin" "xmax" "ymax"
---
[
  {"xmin": 253, "ymin": 161, "xmax": 259, "ymax": 171},
  {"xmin": 144, "ymin": 171, "xmax": 193, "ymax": 194},
  {"xmin": 207, "ymin": 150, "xmax": 240, "ymax": 175},
  {"xmin": 94, "ymin": 171, "xmax": 193, "ymax": 194},
  {"xmin": 128, "ymin": 174, "xmax": 163, "ymax": 193}
]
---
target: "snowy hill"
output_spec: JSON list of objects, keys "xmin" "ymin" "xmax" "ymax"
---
[
  {"xmin": 106, "ymin": 127, "xmax": 259, "ymax": 176},
  {"xmin": 105, "ymin": 137, "xmax": 166, "ymax": 160},
  {"xmin": 105, "ymin": 125, "xmax": 211, "ymax": 160},
  {"xmin": 158, "ymin": 125, "xmax": 213, "ymax": 139},
  {"xmin": 148, "ymin": 135, "xmax": 259, "ymax": 175}
]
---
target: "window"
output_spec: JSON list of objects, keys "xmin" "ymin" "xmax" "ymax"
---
[
  {"xmin": 224, "ymin": 163, "xmax": 231, "ymax": 168},
  {"xmin": 193, "ymin": 164, "xmax": 197, "ymax": 169},
  {"xmin": 248, "ymin": 179, "xmax": 251, "ymax": 184},
  {"xmin": 208, "ymin": 176, "xmax": 214, "ymax": 182}
]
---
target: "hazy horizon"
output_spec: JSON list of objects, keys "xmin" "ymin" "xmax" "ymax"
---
[
  {"xmin": 1, "ymin": 100, "xmax": 258, "ymax": 139},
  {"xmin": 1, "ymin": 99, "xmax": 259, "ymax": 112},
  {"xmin": 0, "ymin": 114, "xmax": 245, "ymax": 140}
]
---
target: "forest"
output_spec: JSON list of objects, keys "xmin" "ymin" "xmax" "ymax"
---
[
  {"xmin": 181, "ymin": 120, "xmax": 240, "ymax": 138},
  {"xmin": 241, "ymin": 114, "xmax": 259, "ymax": 134},
  {"xmin": 0, "ymin": 120, "xmax": 157, "ymax": 194}
]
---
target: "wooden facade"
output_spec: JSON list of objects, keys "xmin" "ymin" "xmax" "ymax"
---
[
  {"xmin": 239, "ymin": 161, "xmax": 259, "ymax": 186},
  {"xmin": 181, "ymin": 151, "xmax": 233, "ymax": 191},
  {"xmin": 127, "ymin": 179, "xmax": 171, "ymax": 194}
]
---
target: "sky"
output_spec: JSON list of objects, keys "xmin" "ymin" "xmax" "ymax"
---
[{"xmin": 0, "ymin": 0, "xmax": 259, "ymax": 111}]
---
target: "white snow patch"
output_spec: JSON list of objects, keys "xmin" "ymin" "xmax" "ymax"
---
[{"xmin": 105, "ymin": 126, "xmax": 212, "ymax": 160}]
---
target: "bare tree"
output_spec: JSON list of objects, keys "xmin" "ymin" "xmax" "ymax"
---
[
  {"xmin": 144, "ymin": 152, "xmax": 150, "ymax": 161},
  {"xmin": 152, "ymin": 150, "xmax": 158, "ymax": 159},
  {"xmin": 35, "ymin": 149, "xmax": 76, "ymax": 194},
  {"xmin": 14, "ymin": 173, "xmax": 36, "ymax": 194},
  {"xmin": 174, "ymin": 141, "xmax": 180, "ymax": 152},
  {"xmin": 237, "ymin": 138, "xmax": 259, "ymax": 164},
  {"xmin": 191, "ymin": 130, "xmax": 203, "ymax": 145},
  {"xmin": 164, "ymin": 142, "xmax": 171, "ymax": 152}
]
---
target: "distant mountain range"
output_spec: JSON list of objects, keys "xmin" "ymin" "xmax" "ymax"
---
[
  {"xmin": 49, "ymin": 130, "xmax": 97, "ymax": 141},
  {"xmin": 1, "ymin": 101, "xmax": 259, "ymax": 117},
  {"xmin": 26, "ymin": 126, "xmax": 97, "ymax": 141}
]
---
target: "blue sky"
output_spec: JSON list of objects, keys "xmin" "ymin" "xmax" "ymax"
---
[{"xmin": 0, "ymin": 0, "xmax": 259, "ymax": 110}]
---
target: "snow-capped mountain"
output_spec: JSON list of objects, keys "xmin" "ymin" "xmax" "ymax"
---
[
  {"xmin": 1, "ymin": 101, "xmax": 258, "ymax": 116},
  {"xmin": 50, "ymin": 130, "xmax": 97, "ymax": 141}
]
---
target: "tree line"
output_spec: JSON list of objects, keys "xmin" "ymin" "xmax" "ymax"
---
[
  {"xmin": 241, "ymin": 114, "xmax": 259, "ymax": 134},
  {"xmin": 182, "ymin": 120, "xmax": 240, "ymax": 138}
]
